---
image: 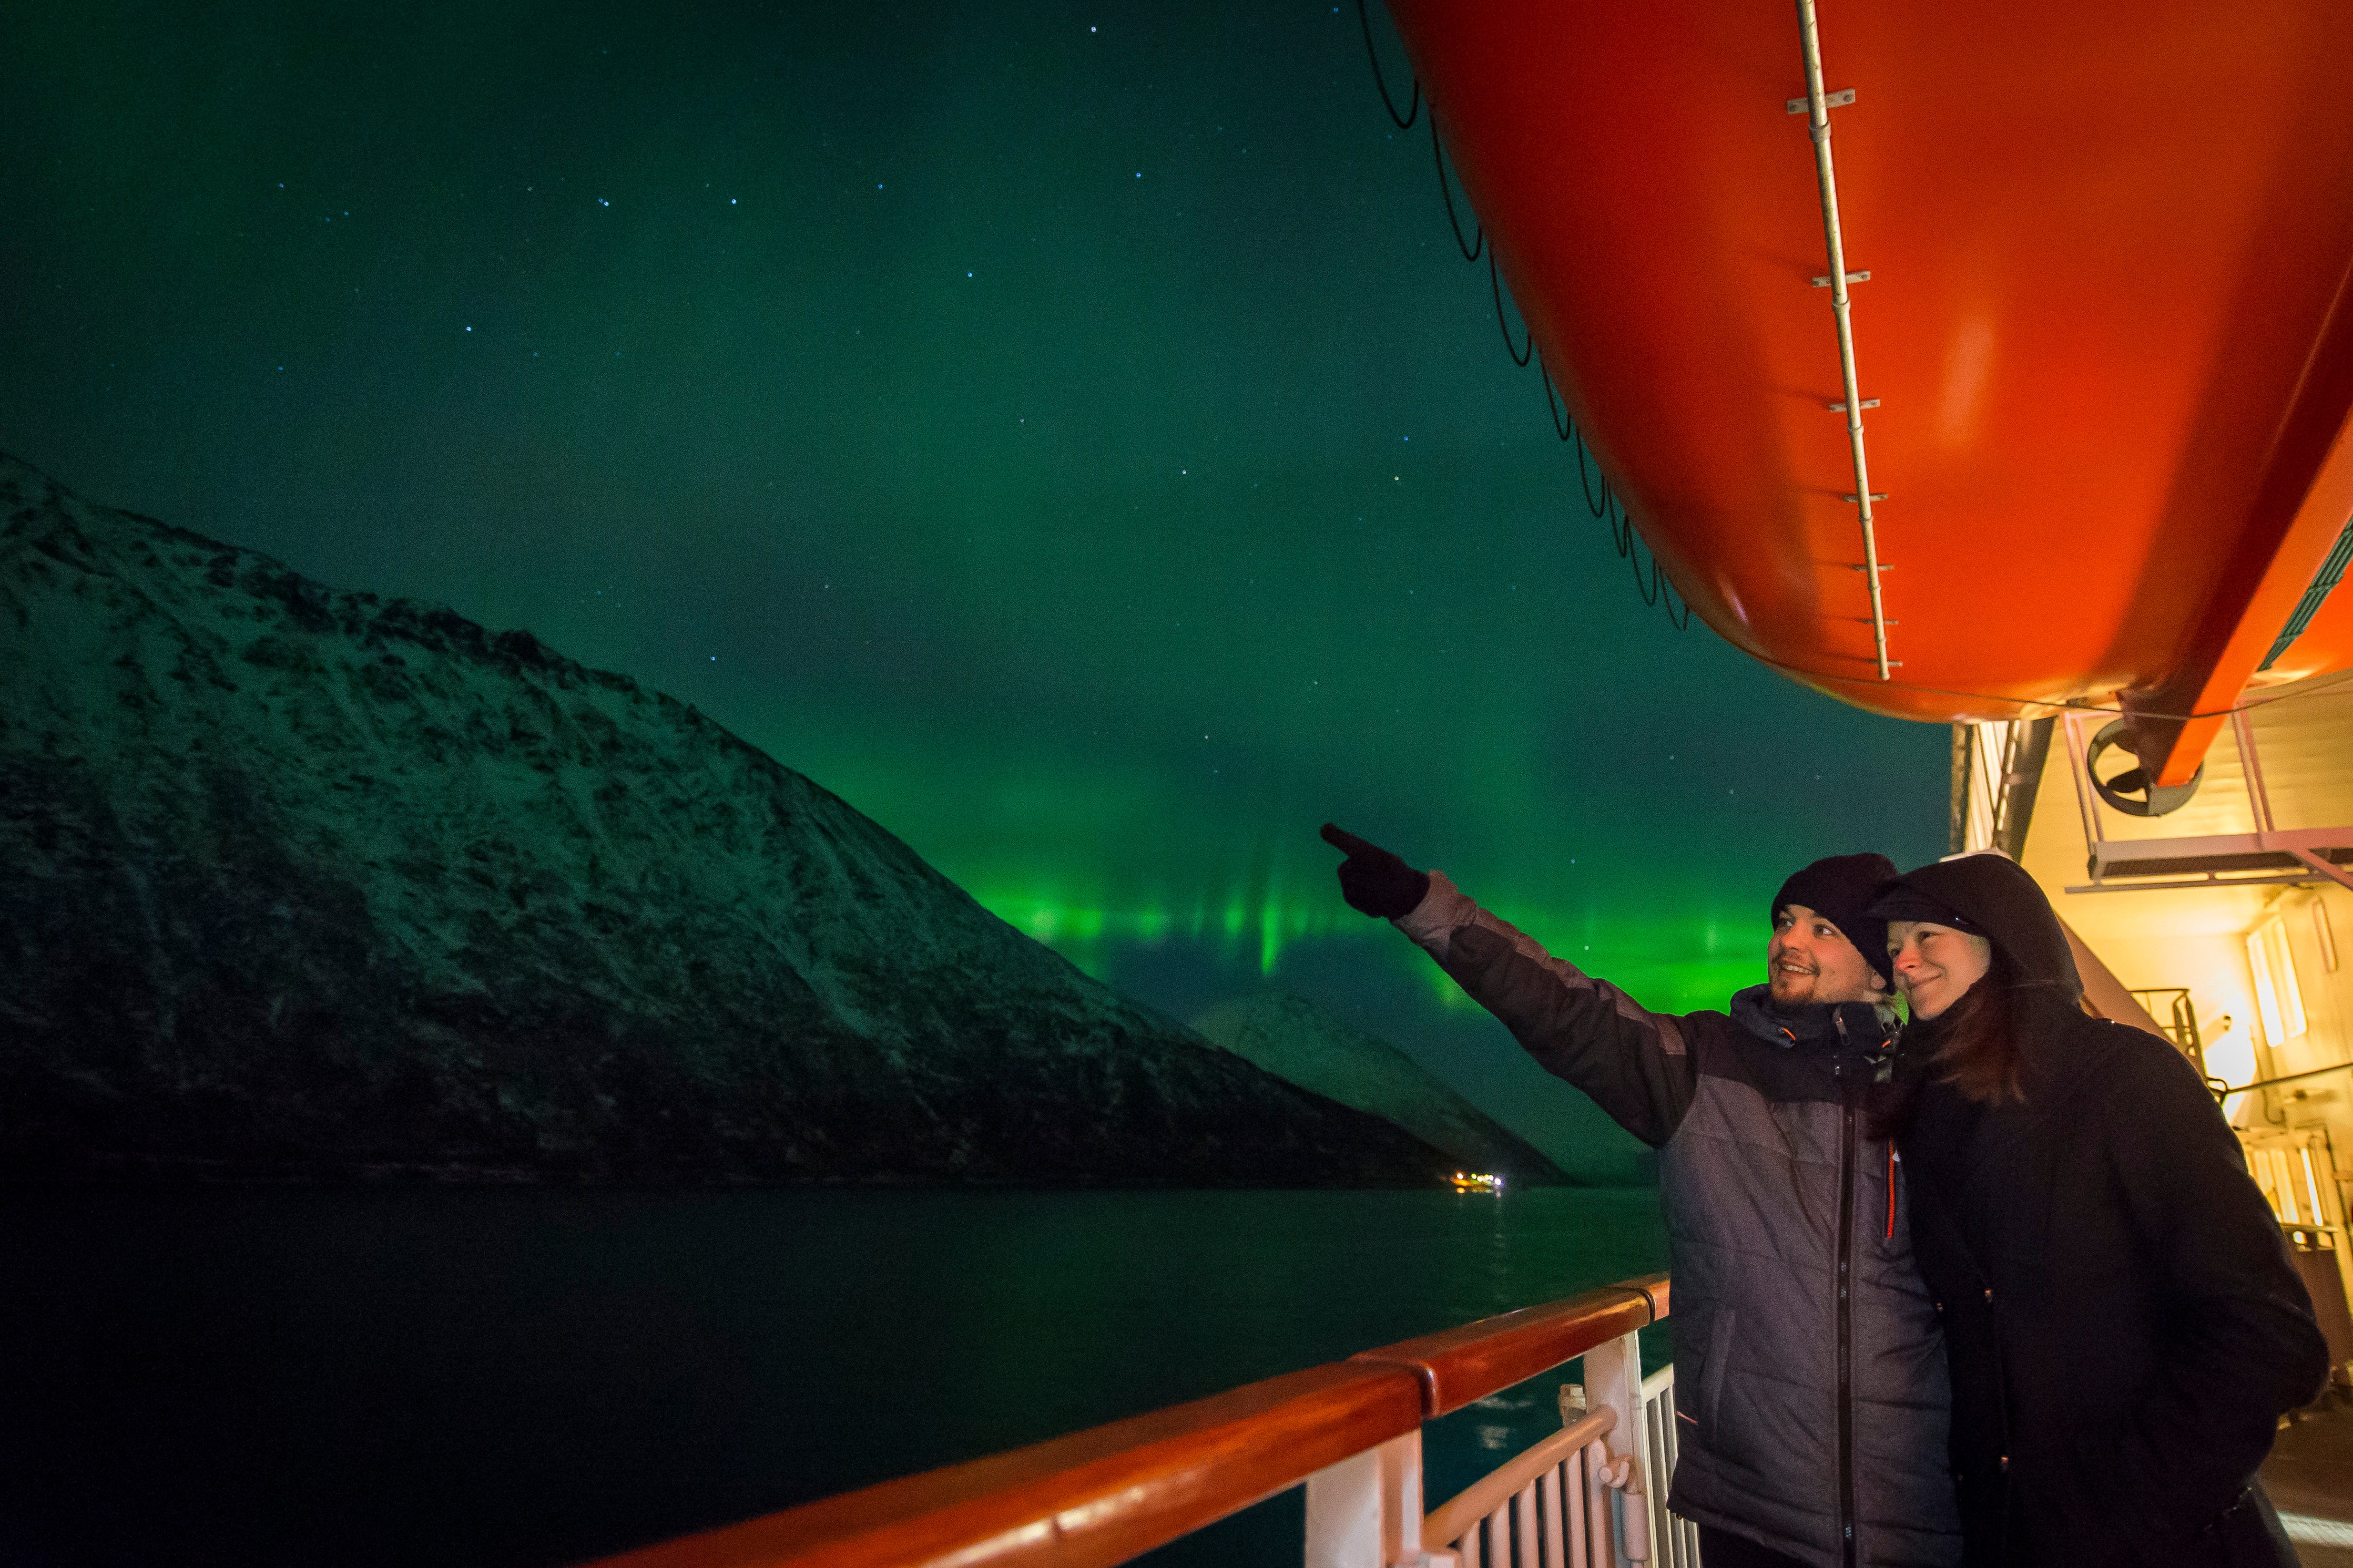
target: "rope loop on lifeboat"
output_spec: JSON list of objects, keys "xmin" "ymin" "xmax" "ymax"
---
[
  {"xmin": 1544, "ymin": 359, "xmax": 1614, "ymax": 520},
  {"xmin": 1664, "ymin": 577, "xmax": 1693, "ymax": 629},
  {"xmin": 1489, "ymin": 251, "xmax": 1533, "ymax": 367},
  {"xmin": 1539, "ymin": 355, "xmax": 1576, "ymax": 442},
  {"xmin": 1613, "ymin": 494, "xmax": 1694, "ymax": 629},
  {"xmin": 1575, "ymin": 431, "xmax": 1613, "ymax": 521},
  {"xmin": 1653, "ymin": 560, "xmax": 1694, "ymax": 630},
  {"xmin": 1354, "ymin": 0, "xmax": 1420, "ymax": 129},
  {"xmin": 1546, "ymin": 361, "xmax": 1689, "ymax": 627},
  {"xmin": 1430, "ymin": 114, "xmax": 1484, "ymax": 262},
  {"xmin": 1359, "ymin": 2, "xmax": 1688, "ymax": 634}
]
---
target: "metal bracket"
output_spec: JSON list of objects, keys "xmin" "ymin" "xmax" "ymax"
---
[
  {"xmin": 1843, "ymin": 492, "xmax": 1889, "ymax": 503},
  {"xmin": 2065, "ymin": 872, "xmax": 2347, "ymax": 895},
  {"xmin": 2289, "ymin": 848, "xmax": 2353, "ymax": 894},
  {"xmin": 2060, "ymin": 709, "xmax": 2353, "ymax": 894},
  {"xmin": 1812, "ymin": 270, "xmax": 1871, "ymax": 286},
  {"xmin": 1789, "ymin": 88, "xmax": 1856, "ymax": 112},
  {"xmin": 1828, "ymin": 398, "xmax": 1880, "ymax": 411},
  {"xmin": 1848, "ymin": 561, "xmax": 1892, "ymax": 571}
]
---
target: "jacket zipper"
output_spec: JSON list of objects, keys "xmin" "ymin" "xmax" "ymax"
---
[{"xmin": 1837, "ymin": 1080, "xmax": 1859, "ymax": 1568}]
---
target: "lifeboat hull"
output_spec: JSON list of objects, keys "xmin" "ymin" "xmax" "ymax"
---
[{"xmin": 1387, "ymin": 0, "xmax": 2353, "ymax": 782}]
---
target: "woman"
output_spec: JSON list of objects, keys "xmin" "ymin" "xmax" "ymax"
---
[{"xmin": 1870, "ymin": 854, "xmax": 2327, "ymax": 1567}]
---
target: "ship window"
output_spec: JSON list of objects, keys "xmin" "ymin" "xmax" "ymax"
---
[
  {"xmin": 2246, "ymin": 919, "xmax": 2307, "ymax": 1046},
  {"xmin": 2248, "ymin": 930, "xmax": 2282, "ymax": 1045},
  {"xmin": 2274, "ymin": 1150, "xmax": 2303, "ymax": 1224}
]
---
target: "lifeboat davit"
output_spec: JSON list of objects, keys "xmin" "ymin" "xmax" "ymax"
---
[{"xmin": 1384, "ymin": 1, "xmax": 2353, "ymax": 787}]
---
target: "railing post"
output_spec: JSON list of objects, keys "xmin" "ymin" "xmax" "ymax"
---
[
  {"xmin": 1583, "ymin": 1330, "xmax": 1644, "ymax": 1472},
  {"xmin": 1583, "ymin": 1329, "xmax": 1647, "ymax": 1564},
  {"xmin": 1305, "ymin": 1430, "xmax": 1442, "ymax": 1568}
]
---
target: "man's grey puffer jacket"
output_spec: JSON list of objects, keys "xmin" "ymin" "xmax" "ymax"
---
[{"xmin": 1399, "ymin": 873, "xmax": 1961, "ymax": 1568}]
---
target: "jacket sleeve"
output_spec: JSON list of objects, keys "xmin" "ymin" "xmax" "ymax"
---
[
  {"xmin": 1394, "ymin": 870, "xmax": 1699, "ymax": 1147},
  {"xmin": 2071, "ymin": 1030, "xmax": 2331, "ymax": 1540}
]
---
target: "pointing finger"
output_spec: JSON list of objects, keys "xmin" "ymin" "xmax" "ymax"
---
[{"xmin": 1321, "ymin": 823, "xmax": 1377, "ymax": 858}]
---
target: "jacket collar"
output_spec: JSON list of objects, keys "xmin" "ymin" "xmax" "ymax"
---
[{"xmin": 1729, "ymin": 985, "xmax": 1899, "ymax": 1051}]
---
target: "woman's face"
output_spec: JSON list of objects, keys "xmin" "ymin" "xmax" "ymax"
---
[{"xmin": 1887, "ymin": 919, "xmax": 1995, "ymax": 1020}]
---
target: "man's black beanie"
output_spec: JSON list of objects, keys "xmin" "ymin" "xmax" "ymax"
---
[{"xmin": 1773, "ymin": 852, "xmax": 1900, "ymax": 985}]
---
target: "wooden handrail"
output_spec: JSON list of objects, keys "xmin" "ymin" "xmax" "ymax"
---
[
  {"xmin": 584, "ymin": 1362, "xmax": 1423, "ymax": 1568},
  {"xmin": 580, "ymin": 1273, "xmax": 1670, "ymax": 1568},
  {"xmin": 1420, "ymin": 1406, "xmax": 1616, "ymax": 1547},
  {"xmin": 1350, "ymin": 1274, "xmax": 1668, "ymax": 1417}
]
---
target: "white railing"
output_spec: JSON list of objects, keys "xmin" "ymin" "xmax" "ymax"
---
[
  {"xmin": 1952, "ymin": 718, "xmax": 2052, "ymax": 860},
  {"xmin": 594, "ymin": 1277, "xmax": 1675, "ymax": 1568},
  {"xmin": 1636, "ymin": 1367, "xmax": 1702, "ymax": 1568},
  {"xmin": 1428, "ymin": 1406, "xmax": 1619, "ymax": 1568},
  {"xmin": 1414, "ymin": 1333, "xmax": 1696, "ymax": 1568}
]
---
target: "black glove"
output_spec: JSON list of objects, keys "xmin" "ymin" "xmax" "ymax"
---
[{"xmin": 1320, "ymin": 823, "xmax": 1431, "ymax": 919}]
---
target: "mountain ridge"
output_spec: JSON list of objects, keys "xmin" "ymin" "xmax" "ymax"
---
[
  {"xmin": 1192, "ymin": 992, "xmax": 1573, "ymax": 1184},
  {"xmin": 0, "ymin": 453, "xmax": 1452, "ymax": 1185}
]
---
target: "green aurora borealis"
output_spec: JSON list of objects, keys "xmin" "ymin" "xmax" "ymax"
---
[{"xmin": 1, "ymin": 1, "xmax": 1948, "ymax": 1174}]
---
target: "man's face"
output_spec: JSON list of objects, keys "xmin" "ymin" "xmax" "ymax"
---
[{"xmin": 1768, "ymin": 903, "xmax": 1887, "ymax": 1006}]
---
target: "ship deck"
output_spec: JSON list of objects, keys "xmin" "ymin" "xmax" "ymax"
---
[{"xmin": 2265, "ymin": 1395, "xmax": 2353, "ymax": 1564}]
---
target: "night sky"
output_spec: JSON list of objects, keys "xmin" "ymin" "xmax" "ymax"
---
[{"xmin": 2, "ymin": 1, "xmax": 1947, "ymax": 1171}]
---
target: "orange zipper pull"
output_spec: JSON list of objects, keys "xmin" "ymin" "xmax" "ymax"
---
[{"xmin": 1885, "ymin": 1143, "xmax": 1897, "ymax": 1241}]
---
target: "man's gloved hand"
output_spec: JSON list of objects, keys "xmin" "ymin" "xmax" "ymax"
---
[{"xmin": 1320, "ymin": 824, "xmax": 1431, "ymax": 919}]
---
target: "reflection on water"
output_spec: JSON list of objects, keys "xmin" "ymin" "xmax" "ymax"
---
[{"xmin": 0, "ymin": 1186, "xmax": 1665, "ymax": 1568}]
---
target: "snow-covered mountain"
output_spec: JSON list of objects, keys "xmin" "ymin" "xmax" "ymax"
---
[
  {"xmin": 0, "ymin": 454, "xmax": 1454, "ymax": 1184},
  {"xmin": 1191, "ymin": 993, "xmax": 1572, "ymax": 1185}
]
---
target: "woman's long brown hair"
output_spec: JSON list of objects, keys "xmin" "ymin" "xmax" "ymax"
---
[{"xmin": 1930, "ymin": 947, "xmax": 2027, "ymax": 1104}]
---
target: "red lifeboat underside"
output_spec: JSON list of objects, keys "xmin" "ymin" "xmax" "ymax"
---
[{"xmin": 1387, "ymin": 0, "xmax": 2353, "ymax": 784}]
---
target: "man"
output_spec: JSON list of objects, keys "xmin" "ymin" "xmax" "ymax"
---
[{"xmin": 1321, "ymin": 825, "xmax": 1959, "ymax": 1568}]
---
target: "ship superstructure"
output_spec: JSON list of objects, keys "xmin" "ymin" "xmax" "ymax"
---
[{"xmin": 1952, "ymin": 694, "xmax": 2353, "ymax": 1388}]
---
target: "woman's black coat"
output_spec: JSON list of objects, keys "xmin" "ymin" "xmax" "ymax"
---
[{"xmin": 1888, "ymin": 856, "xmax": 2328, "ymax": 1568}]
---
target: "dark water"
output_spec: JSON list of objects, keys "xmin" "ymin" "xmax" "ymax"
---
[{"xmin": 0, "ymin": 1186, "xmax": 1668, "ymax": 1567}]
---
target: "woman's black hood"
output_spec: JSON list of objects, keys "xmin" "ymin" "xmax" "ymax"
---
[{"xmin": 1872, "ymin": 852, "xmax": 2083, "ymax": 995}]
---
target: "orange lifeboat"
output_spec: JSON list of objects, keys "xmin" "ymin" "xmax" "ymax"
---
[{"xmin": 1382, "ymin": 0, "xmax": 2353, "ymax": 786}]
